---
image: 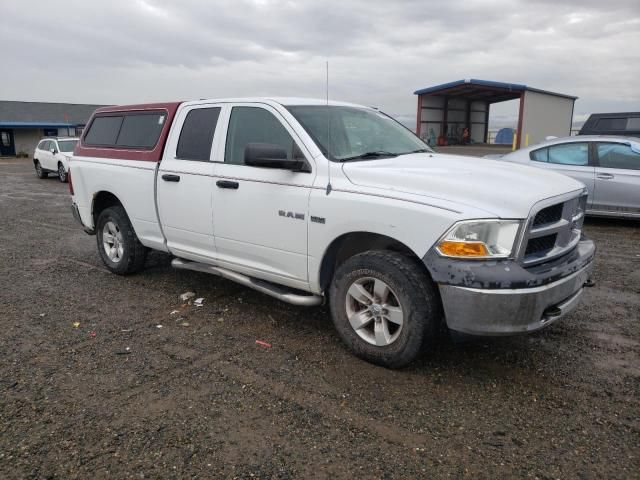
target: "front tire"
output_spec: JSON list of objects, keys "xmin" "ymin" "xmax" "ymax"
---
[
  {"xmin": 329, "ymin": 251, "xmax": 441, "ymax": 368},
  {"xmin": 57, "ymin": 162, "xmax": 68, "ymax": 183},
  {"xmin": 96, "ymin": 206, "xmax": 148, "ymax": 275},
  {"xmin": 35, "ymin": 161, "xmax": 47, "ymax": 179}
]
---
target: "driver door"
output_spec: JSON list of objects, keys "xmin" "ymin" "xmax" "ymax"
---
[{"xmin": 211, "ymin": 104, "xmax": 315, "ymax": 290}]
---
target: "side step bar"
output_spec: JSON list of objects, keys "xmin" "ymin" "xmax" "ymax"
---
[{"xmin": 171, "ymin": 258, "xmax": 323, "ymax": 307}]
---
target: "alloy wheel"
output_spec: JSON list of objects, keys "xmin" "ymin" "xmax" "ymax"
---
[
  {"xmin": 102, "ymin": 221, "xmax": 124, "ymax": 263},
  {"xmin": 345, "ymin": 276, "xmax": 404, "ymax": 346}
]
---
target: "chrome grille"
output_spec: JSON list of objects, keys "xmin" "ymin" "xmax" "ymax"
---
[
  {"xmin": 519, "ymin": 191, "xmax": 587, "ymax": 266},
  {"xmin": 533, "ymin": 203, "xmax": 564, "ymax": 227}
]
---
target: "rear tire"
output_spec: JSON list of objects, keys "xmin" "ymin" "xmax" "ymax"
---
[
  {"xmin": 35, "ymin": 161, "xmax": 47, "ymax": 179},
  {"xmin": 57, "ymin": 162, "xmax": 68, "ymax": 183},
  {"xmin": 96, "ymin": 206, "xmax": 148, "ymax": 275},
  {"xmin": 329, "ymin": 250, "xmax": 441, "ymax": 368}
]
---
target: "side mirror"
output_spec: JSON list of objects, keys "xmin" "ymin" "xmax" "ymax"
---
[
  {"xmin": 244, "ymin": 143, "xmax": 309, "ymax": 172},
  {"xmin": 50, "ymin": 148, "xmax": 58, "ymax": 154}
]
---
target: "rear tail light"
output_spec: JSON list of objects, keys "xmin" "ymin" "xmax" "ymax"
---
[{"xmin": 68, "ymin": 168, "xmax": 74, "ymax": 195}]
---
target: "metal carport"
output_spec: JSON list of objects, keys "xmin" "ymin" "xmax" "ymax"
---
[{"xmin": 414, "ymin": 79, "xmax": 577, "ymax": 149}]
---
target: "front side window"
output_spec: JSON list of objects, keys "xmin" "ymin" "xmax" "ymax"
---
[
  {"xmin": 596, "ymin": 143, "xmax": 640, "ymax": 170},
  {"xmin": 547, "ymin": 143, "xmax": 589, "ymax": 166},
  {"xmin": 176, "ymin": 107, "xmax": 221, "ymax": 161},
  {"xmin": 286, "ymin": 105, "xmax": 431, "ymax": 161},
  {"xmin": 57, "ymin": 140, "xmax": 78, "ymax": 152},
  {"xmin": 225, "ymin": 107, "xmax": 297, "ymax": 165},
  {"xmin": 37, "ymin": 140, "xmax": 49, "ymax": 150}
]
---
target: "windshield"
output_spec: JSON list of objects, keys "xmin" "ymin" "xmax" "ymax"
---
[
  {"xmin": 58, "ymin": 140, "xmax": 78, "ymax": 153},
  {"xmin": 286, "ymin": 106, "xmax": 432, "ymax": 161}
]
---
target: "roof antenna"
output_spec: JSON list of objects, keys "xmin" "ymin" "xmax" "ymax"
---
[{"xmin": 325, "ymin": 60, "xmax": 332, "ymax": 196}]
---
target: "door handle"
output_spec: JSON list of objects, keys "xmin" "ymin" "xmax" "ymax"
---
[
  {"xmin": 216, "ymin": 180, "xmax": 239, "ymax": 189},
  {"xmin": 596, "ymin": 173, "xmax": 614, "ymax": 180},
  {"xmin": 162, "ymin": 174, "xmax": 181, "ymax": 182}
]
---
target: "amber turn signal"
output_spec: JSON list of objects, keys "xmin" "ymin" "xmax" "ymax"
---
[{"xmin": 437, "ymin": 241, "xmax": 489, "ymax": 257}]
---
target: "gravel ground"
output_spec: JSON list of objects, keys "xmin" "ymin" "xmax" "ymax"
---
[{"xmin": 0, "ymin": 158, "xmax": 638, "ymax": 479}]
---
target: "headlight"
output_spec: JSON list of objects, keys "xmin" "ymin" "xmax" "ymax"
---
[{"xmin": 436, "ymin": 219, "xmax": 521, "ymax": 259}]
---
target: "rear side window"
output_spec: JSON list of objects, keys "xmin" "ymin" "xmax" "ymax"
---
[
  {"xmin": 176, "ymin": 107, "xmax": 221, "ymax": 161},
  {"xmin": 595, "ymin": 118, "xmax": 627, "ymax": 131},
  {"xmin": 116, "ymin": 113, "xmax": 166, "ymax": 148},
  {"xmin": 84, "ymin": 116, "xmax": 123, "ymax": 146},
  {"xmin": 596, "ymin": 143, "xmax": 640, "ymax": 170},
  {"xmin": 225, "ymin": 107, "xmax": 296, "ymax": 165},
  {"xmin": 38, "ymin": 140, "xmax": 49, "ymax": 150},
  {"xmin": 84, "ymin": 112, "xmax": 166, "ymax": 149},
  {"xmin": 530, "ymin": 148, "xmax": 548, "ymax": 162},
  {"xmin": 626, "ymin": 118, "xmax": 640, "ymax": 130}
]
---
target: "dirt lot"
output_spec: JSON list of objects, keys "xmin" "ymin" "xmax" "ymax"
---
[{"xmin": 0, "ymin": 158, "xmax": 638, "ymax": 479}]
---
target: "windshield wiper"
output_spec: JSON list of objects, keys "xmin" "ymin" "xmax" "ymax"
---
[
  {"xmin": 339, "ymin": 151, "xmax": 398, "ymax": 162},
  {"xmin": 397, "ymin": 148, "xmax": 432, "ymax": 155}
]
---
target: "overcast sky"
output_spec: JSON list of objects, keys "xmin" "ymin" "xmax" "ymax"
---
[{"xmin": 2, "ymin": 0, "xmax": 639, "ymax": 126}]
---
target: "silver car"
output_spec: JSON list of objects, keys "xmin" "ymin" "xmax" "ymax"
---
[{"xmin": 494, "ymin": 136, "xmax": 640, "ymax": 219}]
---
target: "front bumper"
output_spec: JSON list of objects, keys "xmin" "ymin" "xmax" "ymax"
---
[{"xmin": 424, "ymin": 237, "xmax": 595, "ymax": 336}]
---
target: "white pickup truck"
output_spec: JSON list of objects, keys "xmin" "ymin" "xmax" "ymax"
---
[{"xmin": 69, "ymin": 98, "xmax": 595, "ymax": 367}]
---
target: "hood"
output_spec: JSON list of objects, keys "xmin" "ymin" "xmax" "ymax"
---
[{"xmin": 341, "ymin": 153, "xmax": 585, "ymax": 218}]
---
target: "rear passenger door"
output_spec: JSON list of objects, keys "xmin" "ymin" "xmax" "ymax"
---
[
  {"xmin": 157, "ymin": 104, "xmax": 222, "ymax": 261},
  {"xmin": 529, "ymin": 142, "xmax": 595, "ymax": 206},
  {"xmin": 36, "ymin": 140, "xmax": 49, "ymax": 166},
  {"xmin": 211, "ymin": 103, "xmax": 315, "ymax": 290},
  {"xmin": 592, "ymin": 142, "xmax": 640, "ymax": 215},
  {"xmin": 39, "ymin": 140, "xmax": 53, "ymax": 169}
]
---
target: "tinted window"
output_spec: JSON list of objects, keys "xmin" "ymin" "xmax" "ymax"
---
[
  {"xmin": 225, "ymin": 107, "xmax": 296, "ymax": 165},
  {"xmin": 595, "ymin": 118, "xmax": 627, "ymax": 131},
  {"xmin": 58, "ymin": 140, "xmax": 78, "ymax": 152},
  {"xmin": 530, "ymin": 147, "xmax": 548, "ymax": 162},
  {"xmin": 547, "ymin": 143, "xmax": 589, "ymax": 166},
  {"xmin": 626, "ymin": 118, "xmax": 640, "ymax": 130},
  {"xmin": 176, "ymin": 107, "xmax": 221, "ymax": 161},
  {"xmin": 38, "ymin": 140, "xmax": 49, "ymax": 150},
  {"xmin": 116, "ymin": 113, "xmax": 166, "ymax": 149},
  {"xmin": 597, "ymin": 143, "xmax": 640, "ymax": 170},
  {"xmin": 84, "ymin": 116, "xmax": 123, "ymax": 146}
]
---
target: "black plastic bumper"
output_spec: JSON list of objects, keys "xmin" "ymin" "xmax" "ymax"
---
[{"xmin": 423, "ymin": 236, "xmax": 596, "ymax": 290}]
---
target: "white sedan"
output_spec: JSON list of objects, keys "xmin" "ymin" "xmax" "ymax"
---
[
  {"xmin": 490, "ymin": 135, "xmax": 640, "ymax": 219},
  {"xmin": 33, "ymin": 137, "xmax": 78, "ymax": 183}
]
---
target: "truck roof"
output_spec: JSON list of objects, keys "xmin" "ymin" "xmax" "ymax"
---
[
  {"xmin": 93, "ymin": 98, "xmax": 371, "ymax": 113},
  {"xmin": 78, "ymin": 98, "xmax": 375, "ymax": 163}
]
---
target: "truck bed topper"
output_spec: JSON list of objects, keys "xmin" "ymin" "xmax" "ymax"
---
[{"xmin": 74, "ymin": 102, "xmax": 182, "ymax": 162}]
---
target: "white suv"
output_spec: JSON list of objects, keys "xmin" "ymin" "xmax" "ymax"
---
[{"xmin": 33, "ymin": 137, "xmax": 78, "ymax": 182}]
